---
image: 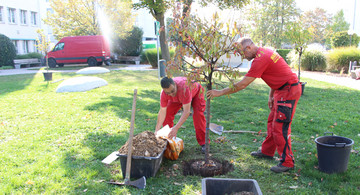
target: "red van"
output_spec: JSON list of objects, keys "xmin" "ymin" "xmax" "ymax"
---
[{"xmin": 46, "ymin": 35, "xmax": 111, "ymax": 68}]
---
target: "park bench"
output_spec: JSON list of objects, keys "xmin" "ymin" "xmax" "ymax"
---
[
  {"xmin": 349, "ymin": 61, "xmax": 360, "ymax": 79},
  {"xmin": 115, "ymin": 56, "xmax": 141, "ymax": 65},
  {"xmin": 14, "ymin": 58, "xmax": 41, "ymax": 69}
]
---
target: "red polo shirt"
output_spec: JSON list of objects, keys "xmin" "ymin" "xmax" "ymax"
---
[
  {"xmin": 160, "ymin": 77, "xmax": 200, "ymax": 107},
  {"xmin": 245, "ymin": 47, "xmax": 298, "ymax": 90}
]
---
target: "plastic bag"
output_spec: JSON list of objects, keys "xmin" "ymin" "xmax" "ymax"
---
[
  {"xmin": 156, "ymin": 125, "xmax": 184, "ymax": 160},
  {"xmin": 164, "ymin": 137, "xmax": 184, "ymax": 160}
]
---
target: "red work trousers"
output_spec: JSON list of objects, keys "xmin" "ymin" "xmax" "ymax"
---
[
  {"xmin": 162, "ymin": 87, "xmax": 206, "ymax": 146},
  {"xmin": 261, "ymin": 84, "xmax": 301, "ymax": 167}
]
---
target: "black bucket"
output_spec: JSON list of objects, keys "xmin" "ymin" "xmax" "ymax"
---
[{"xmin": 315, "ymin": 132, "xmax": 354, "ymax": 174}]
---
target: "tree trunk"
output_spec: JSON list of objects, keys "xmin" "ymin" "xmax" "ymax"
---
[
  {"xmin": 204, "ymin": 72, "xmax": 213, "ymax": 164},
  {"xmin": 298, "ymin": 47, "xmax": 303, "ymax": 82},
  {"xmin": 156, "ymin": 14, "xmax": 170, "ymax": 62}
]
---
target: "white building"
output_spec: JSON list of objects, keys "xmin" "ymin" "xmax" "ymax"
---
[{"xmin": 0, "ymin": 0, "xmax": 54, "ymax": 55}]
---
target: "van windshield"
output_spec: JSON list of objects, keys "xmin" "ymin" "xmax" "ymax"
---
[{"xmin": 53, "ymin": 42, "xmax": 65, "ymax": 51}]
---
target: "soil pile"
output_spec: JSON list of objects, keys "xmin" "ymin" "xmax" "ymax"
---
[{"xmin": 118, "ymin": 131, "xmax": 167, "ymax": 157}]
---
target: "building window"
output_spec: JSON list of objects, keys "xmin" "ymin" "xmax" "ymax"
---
[
  {"xmin": 13, "ymin": 41, "xmax": 19, "ymax": 54},
  {"xmin": 31, "ymin": 12, "xmax": 37, "ymax": 26},
  {"xmin": 20, "ymin": 10, "xmax": 27, "ymax": 25},
  {"xmin": 8, "ymin": 8, "xmax": 16, "ymax": 24},
  {"xmin": 0, "ymin": 6, "xmax": 4, "ymax": 22},
  {"xmin": 23, "ymin": 40, "xmax": 29, "ymax": 54}
]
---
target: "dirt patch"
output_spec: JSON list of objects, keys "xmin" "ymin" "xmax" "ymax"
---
[
  {"xmin": 182, "ymin": 158, "xmax": 233, "ymax": 177},
  {"xmin": 118, "ymin": 131, "xmax": 167, "ymax": 157}
]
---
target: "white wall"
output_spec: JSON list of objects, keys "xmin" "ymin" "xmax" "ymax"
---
[
  {"xmin": 132, "ymin": 0, "xmax": 156, "ymax": 40},
  {"xmin": 0, "ymin": 0, "xmax": 54, "ymax": 54}
]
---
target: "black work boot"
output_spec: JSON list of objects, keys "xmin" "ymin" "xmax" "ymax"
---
[
  {"xmin": 250, "ymin": 150, "xmax": 273, "ymax": 159},
  {"xmin": 200, "ymin": 145, "xmax": 206, "ymax": 154},
  {"xmin": 270, "ymin": 163, "xmax": 294, "ymax": 173}
]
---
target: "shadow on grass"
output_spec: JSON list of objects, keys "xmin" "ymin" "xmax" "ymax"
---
[
  {"xmin": 84, "ymin": 89, "xmax": 160, "ymax": 129},
  {"xmin": 0, "ymin": 73, "xmax": 36, "ymax": 95}
]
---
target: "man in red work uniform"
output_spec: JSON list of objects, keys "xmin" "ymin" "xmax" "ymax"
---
[
  {"xmin": 155, "ymin": 77, "xmax": 207, "ymax": 153},
  {"xmin": 206, "ymin": 37, "xmax": 301, "ymax": 173}
]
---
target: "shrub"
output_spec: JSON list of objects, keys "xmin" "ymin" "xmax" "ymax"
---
[
  {"xmin": 326, "ymin": 47, "xmax": 360, "ymax": 73},
  {"xmin": 140, "ymin": 51, "xmax": 148, "ymax": 64},
  {"xmin": 287, "ymin": 49, "xmax": 327, "ymax": 71},
  {"xmin": 301, "ymin": 50, "xmax": 327, "ymax": 71},
  {"xmin": 144, "ymin": 48, "xmax": 175, "ymax": 68},
  {"xmin": 0, "ymin": 34, "xmax": 16, "ymax": 67},
  {"xmin": 276, "ymin": 49, "xmax": 291, "ymax": 63},
  {"xmin": 113, "ymin": 26, "xmax": 143, "ymax": 56},
  {"xmin": 15, "ymin": 52, "xmax": 43, "ymax": 59},
  {"xmin": 286, "ymin": 49, "xmax": 298, "ymax": 68},
  {"xmin": 331, "ymin": 31, "xmax": 360, "ymax": 48}
]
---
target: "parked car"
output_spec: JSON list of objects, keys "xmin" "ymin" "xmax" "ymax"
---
[{"xmin": 45, "ymin": 35, "xmax": 111, "ymax": 68}]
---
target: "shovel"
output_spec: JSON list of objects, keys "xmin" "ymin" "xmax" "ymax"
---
[
  {"xmin": 209, "ymin": 123, "xmax": 224, "ymax": 135},
  {"xmin": 107, "ymin": 89, "xmax": 146, "ymax": 189}
]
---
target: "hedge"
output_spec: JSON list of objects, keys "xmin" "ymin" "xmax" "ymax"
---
[
  {"xmin": 276, "ymin": 49, "xmax": 291, "ymax": 63},
  {"xmin": 144, "ymin": 48, "xmax": 175, "ymax": 68},
  {"xmin": 326, "ymin": 47, "xmax": 360, "ymax": 73}
]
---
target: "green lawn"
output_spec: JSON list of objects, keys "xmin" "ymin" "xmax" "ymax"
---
[{"xmin": 0, "ymin": 70, "xmax": 359, "ymax": 194}]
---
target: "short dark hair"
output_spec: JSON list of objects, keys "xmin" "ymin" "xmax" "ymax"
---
[{"xmin": 161, "ymin": 77, "xmax": 174, "ymax": 88}]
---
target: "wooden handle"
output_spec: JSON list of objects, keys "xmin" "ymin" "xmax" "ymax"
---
[{"xmin": 125, "ymin": 89, "xmax": 137, "ymax": 183}]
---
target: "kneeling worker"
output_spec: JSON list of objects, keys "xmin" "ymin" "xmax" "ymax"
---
[{"xmin": 155, "ymin": 77, "xmax": 207, "ymax": 153}]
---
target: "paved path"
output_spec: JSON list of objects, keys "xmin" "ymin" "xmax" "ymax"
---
[
  {"xmin": 1, "ymin": 65, "xmax": 358, "ymax": 91},
  {"xmin": 0, "ymin": 65, "xmax": 154, "ymax": 76}
]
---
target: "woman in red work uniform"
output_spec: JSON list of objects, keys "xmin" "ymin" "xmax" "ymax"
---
[
  {"xmin": 207, "ymin": 37, "xmax": 301, "ymax": 173},
  {"xmin": 155, "ymin": 77, "xmax": 207, "ymax": 153}
]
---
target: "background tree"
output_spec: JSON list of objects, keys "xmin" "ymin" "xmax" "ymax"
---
[
  {"xmin": 328, "ymin": 10, "xmax": 350, "ymax": 33},
  {"xmin": 112, "ymin": 26, "xmax": 144, "ymax": 56},
  {"xmin": 331, "ymin": 31, "xmax": 360, "ymax": 48},
  {"xmin": 244, "ymin": 0, "xmax": 300, "ymax": 48},
  {"xmin": 0, "ymin": 34, "xmax": 16, "ymax": 67},
  {"xmin": 168, "ymin": 6, "xmax": 243, "ymax": 163},
  {"xmin": 301, "ymin": 8, "xmax": 331, "ymax": 44},
  {"xmin": 44, "ymin": 0, "xmax": 134, "ymax": 40},
  {"xmin": 286, "ymin": 20, "xmax": 311, "ymax": 82},
  {"xmin": 325, "ymin": 10, "xmax": 350, "ymax": 48},
  {"xmin": 36, "ymin": 29, "xmax": 52, "ymax": 72},
  {"xmin": 133, "ymin": 0, "xmax": 249, "ymax": 63},
  {"xmin": 133, "ymin": 0, "xmax": 171, "ymax": 62}
]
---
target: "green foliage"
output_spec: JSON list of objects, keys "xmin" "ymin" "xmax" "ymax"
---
[
  {"xmin": 112, "ymin": 26, "xmax": 144, "ymax": 56},
  {"xmin": 331, "ymin": 31, "xmax": 360, "ymax": 48},
  {"xmin": 302, "ymin": 8, "xmax": 331, "ymax": 44},
  {"xmin": 15, "ymin": 52, "xmax": 43, "ymax": 59},
  {"xmin": 199, "ymin": 0, "xmax": 249, "ymax": 9},
  {"xmin": 144, "ymin": 48, "xmax": 175, "ymax": 68},
  {"xmin": 286, "ymin": 49, "xmax": 297, "ymax": 68},
  {"xmin": 140, "ymin": 51, "xmax": 148, "ymax": 64},
  {"xmin": 301, "ymin": 50, "xmax": 327, "ymax": 71},
  {"xmin": 44, "ymin": 0, "xmax": 134, "ymax": 39},
  {"xmin": 276, "ymin": 49, "xmax": 291, "ymax": 63},
  {"xmin": 326, "ymin": 47, "xmax": 360, "ymax": 72},
  {"xmin": 0, "ymin": 34, "xmax": 16, "ymax": 67},
  {"xmin": 288, "ymin": 49, "xmax": 327, "ymax": 71},
  {"xmin": 244, "ymin": 0, "xmax": 300, "ymax": 48},
  {"xmin": 328, "ymin": 10, "xmax": 350, "ymax": 33}
]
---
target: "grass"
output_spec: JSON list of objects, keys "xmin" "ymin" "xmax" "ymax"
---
[
  {"xmin": 28, "ymin": 64, "xmax": 129, "ymax": 71},
  {"xmin": 0, "ymin": 70, "xmax": 359, "ymax": 194}
]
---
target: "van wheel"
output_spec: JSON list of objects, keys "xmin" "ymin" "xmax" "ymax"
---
[
  {"xmin": 48, "ymin": 58, "xmax": 57, "ymax": 68},
  {"xmin": 88, "ymin": 57, "xmax": 97, "ymax": 66},
  {"xmin": 97, "ymin": 61, "xmax": 103, "ymax": 66}
]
